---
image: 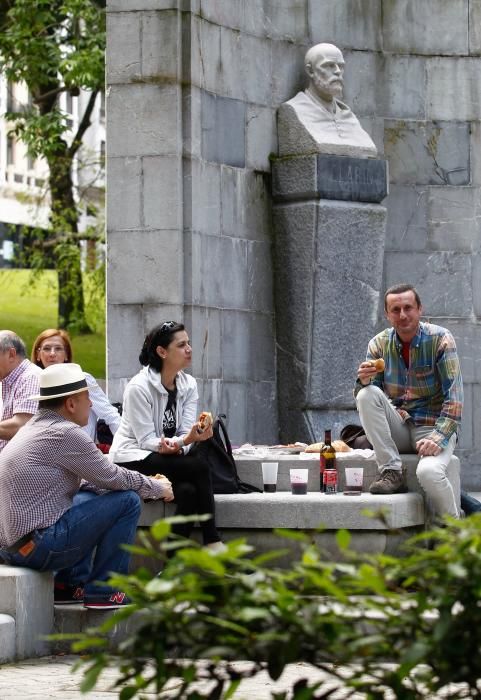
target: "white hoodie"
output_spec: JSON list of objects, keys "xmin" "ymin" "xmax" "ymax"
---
[{"xmin": 109, "ymin": 366, "xmax": 198, "ymax": 463}]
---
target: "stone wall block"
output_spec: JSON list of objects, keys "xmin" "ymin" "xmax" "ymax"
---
[
  {"xmin": 107, "ymin": 230, "xmax": 183, "ymax": 305},
  {"xmin": 383, "ymin": 0, "xmax": 468, "ymax": 55},
  {"xmin": 188, "ymin": 233, "xmax": 248, "ymax": 308},
  {"xmin": 469, "ymin": 122, "xmax": 481, "ymax": 185},
  {"xmin": 470, "ymin": 0, "xmax": 481, "ymax": 54},
  {"xmin": 141, "ymin": 10, "xmax": 180, "ymax": 80},
  {"xmin": 244, "ymin": 0, "xmax": 308, "ymax": 40},
  {"xmin": 240, "ymin": 34, "xmax": 273, "ymax": 106},
  {"xmin": 195, "ymin": 0, "xmax": 243, "ymax": 30},
  {"xmin": 106, "ymin": 12, "xmax": 141, "ymax": 84},
  {"xmin": 222, "ymin": 311, "xmax": 250, "ymax": 381},
  {"xmin": 428, "ymin": 186, "xmax": 481, "ymax": 252},
  {"xmin": 194, "ymin": 17, "xmax": 222, "ymax": 93},
  {"xmin": 308, "ymin": 0, "xmax": 382, "ymax": 51},
  {"xmin": 342, "ymin": 50, "xmax": 379, "ymax": 117},
  {"xmin": 218, "ymin": 27, "xmax": 245, "ymax": 101},
  {"xmin": 183, "ymin": 86, "xmax": 202, "ymax": 159},
  {"xmin": 271, "ymin": 41, "xmax": 306, "ymax": 106},
  {"xmin": 247, "ymin": 240, "xmax": 274, "ymax": 312},
  {"xmin": 380, "ymin": 55, "xmax": 426, "ymax": 119},
  {"xmin": 385, "ymin": 185, "xmax": 429, "ymax": 252},
  {"xmin": 249, "ymin": 312, "xmax": 276, "ymax": 381},
  {"xmin": 107, "ymin": 157, "xmax": 142, "ymax": 231},
  {"xmin": 248, "ymin": 380, "xmax": 279, "ymax": 444},
  {"xmin": 143, "ymin": 156, "xmax": 182, "ymax": 230},
  {"xmin": 220, "ymin": 166, "xmax": 243, "ymax": 238},
  {"xmin": 217, "ymin": 381, "xmax": 248, "ymax": 445},
  {"xmin": 108, "ymin": 0, "xmax": 179, "ymax": 10},
  {"xmin": 106, "ymin": 304, "xmax": 144, "ymax": 380},
  {"xmin": 384, "ymin": 252, "xmax": 472, "ymax": 317},
  {"xmin": 108, "ymin": 84, "xmax": 181, "ymax": 157},
  {"xmin": 309, "ymin": 201, "xmax": 386, "ymax": 406},
  {"xmin": 184, "ymin": 306, "xmax": 222, "ymax": 379},
  {"xmin": 427, "ymin": 58, "xmax": 481, "ymax": 121},
  {"xmin": 384, "ymin": 120, "xmax": 470, "ymax": 186},
  {"xmin": 471, "ymin": 254, "xmax": 481, "ymax": 317},
  {"xmin": 183, "ymin": 159, "xmax": 221, "ymax": 235},
  {"xmin": 246, "ymin": 105, "xmax": 277, "ymax": 171},
  {"xmin": 201, "ymin": 91, "xmax": 246, "ymax": 167},
  {"xmin": 142, "ymin": 303, "xmax": 184, "ymax": 337},
  {"xmin": 244, "ymin": 171, "xmax": 273, "ymax": 241}
]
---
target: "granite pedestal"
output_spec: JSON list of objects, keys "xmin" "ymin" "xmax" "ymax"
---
[{"xmin": 272, "ymin": 154, "xmax": 388, "ymax": 443}]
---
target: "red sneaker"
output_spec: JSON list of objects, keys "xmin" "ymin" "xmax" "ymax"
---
[{"xmin": 83, "ymin": 591, "xmax": 131, "ymax": 610}]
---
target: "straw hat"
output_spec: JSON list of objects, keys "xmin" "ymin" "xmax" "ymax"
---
[{"xmin": 30, "ymin": 363, "xmax": 88, "ymax": 401}]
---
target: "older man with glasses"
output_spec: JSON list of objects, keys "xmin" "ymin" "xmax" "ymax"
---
[{"xmin": 0, "ymin": 330, "xmax": 41, "ymax": 452}]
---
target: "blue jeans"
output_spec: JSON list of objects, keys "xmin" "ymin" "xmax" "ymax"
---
[{"xmin": 0, "ymin": 490, "xmax": 141, "ymax": 599}]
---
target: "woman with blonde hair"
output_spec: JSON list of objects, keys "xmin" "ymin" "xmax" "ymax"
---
[{"xmin": 31, "ymin": 329, "xmax": 120, "ymax": 442}]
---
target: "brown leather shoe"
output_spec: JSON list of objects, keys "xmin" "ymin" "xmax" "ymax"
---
[{"xmin": 369, "ymin": 469, "xmax": 407, "ymax": 495}]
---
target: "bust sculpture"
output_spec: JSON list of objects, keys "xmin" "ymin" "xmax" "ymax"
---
[{"xmin": 278, "ymin": 43, "xmax": 377, "ymax": 158}]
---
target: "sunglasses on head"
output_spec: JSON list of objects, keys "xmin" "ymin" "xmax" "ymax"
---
[{"xmin": 160, "ymin": 321, "xmax": 176, "ymax": 332}]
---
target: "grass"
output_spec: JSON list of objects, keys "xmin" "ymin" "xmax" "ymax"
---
[{"xmin": 0, "ymin": 268, "xmax": 106, "ymax": 378}]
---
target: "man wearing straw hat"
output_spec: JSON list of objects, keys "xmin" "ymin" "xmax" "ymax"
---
[{"xmin": 0, "ymin": 363, "xmax": 174, "ymax": 610}]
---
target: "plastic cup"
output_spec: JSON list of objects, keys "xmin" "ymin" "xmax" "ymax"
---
[
  {"xmin": 344, "ymin": 467, "xmax": 364, "ymax": 495},
  {"xmin": 290, "ymin": 468, "xmax": 308, "ymax": 495},
  {"xmin": 261, "ymin": 462, "xmax": 278, "ymax": 493}
]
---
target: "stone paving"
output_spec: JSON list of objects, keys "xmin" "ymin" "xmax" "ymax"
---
[{"xmin": 0, "ymin": 655, "xmax": 357, "ymax": 699}]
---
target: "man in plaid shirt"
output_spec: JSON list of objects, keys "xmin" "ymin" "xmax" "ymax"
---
[
  {"xmin": 0, "ymin": 331, "xmax": 40, "ymax": 452},
  {"xmin": 355, "ymin": 284, "xmax": 463, "ymax": 517}
]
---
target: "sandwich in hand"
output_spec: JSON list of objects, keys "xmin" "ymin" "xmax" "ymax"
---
[
  {"xmin": 197, "ymin": 411, "xmax": 213, "ymax": 433},
  {"xmin": 368, "ymin": 358, "xmax": 385, "ymax": 372}
]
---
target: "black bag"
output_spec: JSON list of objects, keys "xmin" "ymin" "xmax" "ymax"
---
[
  {"xmin": 195, "ymin": 414, "xmax": 261, "ymax": 494},
  {"xmin": 340, "ymin": 424, "xmax": 373, "ymax": 450},
  {"xmin": 96, "ymin": 403, "xmax": 123, "ymax": 445}
]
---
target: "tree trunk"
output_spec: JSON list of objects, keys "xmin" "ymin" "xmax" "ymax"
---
[{"xmin": 47, "ymin": 145, "xmax": 90, "ymax": 333}]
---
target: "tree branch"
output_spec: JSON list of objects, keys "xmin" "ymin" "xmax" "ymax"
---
[{"xmin": 68, "ymin": 89, "xmax": 99, "ymax": 159}]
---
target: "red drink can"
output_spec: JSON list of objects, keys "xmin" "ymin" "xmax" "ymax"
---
[{"xmin": 323, "ymin": 469, "xmax": 338, "ymax": 494}]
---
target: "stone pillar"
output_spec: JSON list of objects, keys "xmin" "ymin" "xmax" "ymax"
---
[{"xmin": 272, "ymin": 154, "xmax": 388, "ymax": 443}]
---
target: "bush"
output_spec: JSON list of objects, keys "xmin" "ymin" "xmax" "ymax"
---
[{"xmin": 65, "ymin": 515, "xmax": 481, "ymax": 699}]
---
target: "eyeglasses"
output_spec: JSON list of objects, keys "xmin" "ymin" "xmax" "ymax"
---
[
  {"xmin": 39, "ymin": 345, "xmax": 66, "ymax": 354},
  {"xmin": 160, "ymin": 321, "xmax": 176, "ymax": 332}
]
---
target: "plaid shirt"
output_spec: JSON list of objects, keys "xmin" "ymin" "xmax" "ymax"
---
[
  {"xmin": 356, "ymin": 322, "xmax": 463, "ymax": 448},
  {"xmin": 0, "ymin": 409, "xmax": 168, "ymax": 548},
  {"xmin": 0, "ymin": 359, "xmax": 40, "ymax": 452}
]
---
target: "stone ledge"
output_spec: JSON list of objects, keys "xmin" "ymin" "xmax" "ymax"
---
[
  {"xmin": 0, "ymin": 614, "xmax": 15, "ymax": 663},
  {"xmin": 0, "ymin": 566, "xmax": 53, "ymax": 659}
]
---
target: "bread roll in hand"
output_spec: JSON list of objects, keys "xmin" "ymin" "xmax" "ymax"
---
[
  {"xmin": 368, "ymin": 358, "xmax": 385, "ymax": 372},
  {"xmin": 197, "ymin": 411, "xmax": 213, "ymax": 433}
]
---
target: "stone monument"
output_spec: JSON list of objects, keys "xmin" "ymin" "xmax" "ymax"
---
[{"xmin": 273, "ymin": 43, "xmax": 388, "ymax": 443}]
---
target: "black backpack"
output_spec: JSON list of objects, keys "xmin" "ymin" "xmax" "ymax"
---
[{"xmin": 195, "ymin": 414, "xmax": 261, "ymax": 494}]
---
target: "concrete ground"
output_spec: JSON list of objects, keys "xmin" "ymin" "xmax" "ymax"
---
[{"xmin": 0, "ymin": 655, "xmax": 357, "ymax": 699}]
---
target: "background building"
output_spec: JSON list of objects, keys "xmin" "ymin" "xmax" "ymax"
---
[{"xmin": 0, "ymin": 76, "xmax": 105, "ymax": 268}]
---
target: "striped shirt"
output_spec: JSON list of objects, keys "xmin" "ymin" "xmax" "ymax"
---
[
  {"xmin": 0, "ymin": 359, "xmax": 41, "ymax": 452},
  {"xmin": 0, "ymin": 409, "xmax": 168, "ymax": 548},
  {"xmin": 357, "ymin": 322, "xmax": 463, "ymax": 448}
]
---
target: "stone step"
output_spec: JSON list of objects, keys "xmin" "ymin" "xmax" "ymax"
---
[
  {"xmin": 0, "ymin": 567, "xmax": 53, "ymax": 660},
  {"xmin": 0, "ymin": 614, "xmax": 16, "ymax": 663}
]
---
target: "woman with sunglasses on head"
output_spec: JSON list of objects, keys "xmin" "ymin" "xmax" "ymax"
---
[
  {"xmin": 31, "ymin": 329, "xmax": 121, "ymax": 442},
  {"xmin": 109, "ymin": 321, "xmax": 224, "ymax": 550}
]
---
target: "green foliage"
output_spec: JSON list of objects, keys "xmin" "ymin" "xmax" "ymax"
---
[
  {"xmin": 0, "ymin": 268, "xmax": 106, "ymax": 376},
  {"xmin": 0, "ymin": 0, "xmax": 106, "ymax": 331},
  {"xmin": 63, "ymin": 515, "xmax": 481, "ymax": 699}
]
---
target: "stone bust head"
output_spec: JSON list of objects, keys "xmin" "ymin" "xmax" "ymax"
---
[
  {"xmin": 304, "ymin": 43, "xmax": 345, "ymax": 110},
  {"xmin": 278, "ymin": 42, "xmax": 378, "ymax": 158}
]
